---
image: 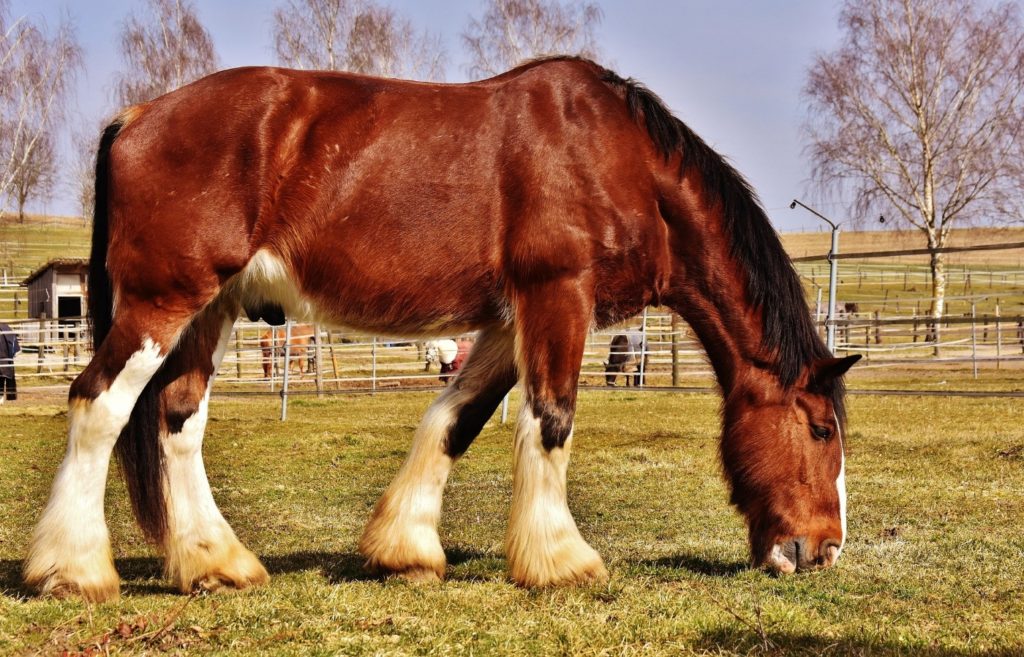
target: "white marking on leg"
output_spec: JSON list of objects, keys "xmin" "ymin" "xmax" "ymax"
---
[
  {"xmin": 26, "ymin": 340, "xmax": 165, "ymax": 600},
  {"xmin": 162, "ymin": 318, "xmax": 267, "ymax": 591},
  {"xmin": 360, "ymin": 327, "xmax": 515, "ymax": 580},
  {"xmin": 506, "ymin": 405, "xmax": 606, "ymax": 587},
  {"xmin": 359, "ymin": 389, "xmax": 457, "ymax": 579}
]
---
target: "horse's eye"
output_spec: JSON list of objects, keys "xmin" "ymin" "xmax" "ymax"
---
[{"xmin": 811, "ymin": 424, "xmax": 832, "ymax": 441}]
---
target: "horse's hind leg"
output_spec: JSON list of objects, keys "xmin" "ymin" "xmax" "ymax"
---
[
  {"xmin": 24, "ymin": 306, "xmax": 189, "ymax": 601},
  {"xmin": 157, "ymin": 301, "xmax": 268, "ymax": 593},
  {"xmin": 360, "ymin": 325, "xmax": 517, "ymax": 581},
  {"xmin": 506, "ymin": 281, "xmax": 608, "ymax": 587}
]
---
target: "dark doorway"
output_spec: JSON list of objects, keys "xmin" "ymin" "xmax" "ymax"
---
[{"xmin": 57, "ymin": 296, "xmax": 82, "ymax": 339}]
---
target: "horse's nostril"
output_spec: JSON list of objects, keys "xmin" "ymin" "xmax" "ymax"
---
[{"xmin": 820, "ymin": 539, "xmax": 842, "ymax": 566}]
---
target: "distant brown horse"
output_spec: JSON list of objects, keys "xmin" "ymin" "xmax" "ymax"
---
[
  {"xmin": 26, "ymin": 57, "xmax": 857, "ymax": 602},
  {"xmin": 259, "ymin": 324, "xmax": 315, "ymax": 378}
]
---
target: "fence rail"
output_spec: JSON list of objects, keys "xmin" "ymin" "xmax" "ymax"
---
[{"xmin": 3, "ymin": 310, "xmax": 1022, "ymax": 396}]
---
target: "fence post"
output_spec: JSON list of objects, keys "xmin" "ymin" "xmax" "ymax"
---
[
  {"xmin": 670, "ymin": 312, "xmax": 680, "ymax": 387},
  {"xmin": 873, "ymin": 310, "xmax": 881, "ymax": 345},
  {"xmin": 995, "ymin": 301, "xmax": 1001, "ymax": 370},
  {"xmin": 638, "ymin": 307, "xmax": 648, "ymax": 387},
  {"xmin": 280, "ymin": 319, "xmax": 292, "ymax": 421},
  {"xmin": 234, "ymin": 325, "xmax": 243, "ymax": 381},
  {"xmin": 36, "ymin": 316, "xmax": 46, "ymax": 374},
  {"xmin": 314, "ymin": 324, "xmax": 324, "ymax": 399},
  {"xmin": 329, "ymin": 332, "xmax": 341, "ymax": 390},
  {"xmin": 970, "ymin": 304, "xmax": 978, "ymax": 380},
  {"xmin": 371, "ymin": 336, "xmax": 377, "ymax": 393}
]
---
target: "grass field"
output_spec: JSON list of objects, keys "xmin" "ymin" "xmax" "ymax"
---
[{"xmin": 2, "ymin": 390, "xmax": 1022, "ymax": 656}]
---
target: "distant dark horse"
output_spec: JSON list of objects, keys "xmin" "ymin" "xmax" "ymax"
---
[
  {"xmin": 604, "ymin": 332, "xmax": 647, "ymax": 386},
  {"xmin": 26, "ymin": 57, "xmax": 857, "ymax": 602}
]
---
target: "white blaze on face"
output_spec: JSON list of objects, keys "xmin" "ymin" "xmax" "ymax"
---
[{"xmin": 835, "ymin": 410, "xmax": 847, "ymax": 555}]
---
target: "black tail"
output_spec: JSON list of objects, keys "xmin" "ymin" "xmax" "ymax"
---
[
  {"xmin": 91, "ymin": 116, "xmax": 168, "ymax": 544},
  {"xmin": 88, "ymin": 120, "xmax": 122, "ymax": 350}
]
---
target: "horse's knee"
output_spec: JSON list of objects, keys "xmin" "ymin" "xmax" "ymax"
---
[{"xmin": 532, "ymin": 398, "xmax": 574, "ymax": 451}]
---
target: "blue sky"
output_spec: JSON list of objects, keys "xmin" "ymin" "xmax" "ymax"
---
[{"xmin": 10, "ymin": 0, "xmax": 848, "ymax": 232}]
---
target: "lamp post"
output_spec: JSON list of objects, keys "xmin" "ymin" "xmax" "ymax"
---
[{"xmin": 790, "ymin": 200, "xmax": 841, "ymax": 354}]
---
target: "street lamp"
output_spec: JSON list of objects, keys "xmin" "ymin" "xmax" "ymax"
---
[{"xmin": 790, "ymin": 199, "xmax": 841, "ymax": 353}]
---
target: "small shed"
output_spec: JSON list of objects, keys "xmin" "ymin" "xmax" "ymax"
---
[{"xmin": 21, "ymin": 258, "xmax": 89, "ymax": 321}]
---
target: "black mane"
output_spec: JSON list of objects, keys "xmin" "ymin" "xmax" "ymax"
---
[{"xmin": 599, "ymin": 66, "xmax": 844, "ymax": 417}]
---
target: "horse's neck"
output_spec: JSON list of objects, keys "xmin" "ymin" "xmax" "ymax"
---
[{"xmin": 660, "ymin": 195, "xmax": 766, "ymax": 394}]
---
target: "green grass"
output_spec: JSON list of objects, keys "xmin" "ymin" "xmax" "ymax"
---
[{"xmin": 2, "ymin": 390, "xmax": 1022, "ymax": 655}]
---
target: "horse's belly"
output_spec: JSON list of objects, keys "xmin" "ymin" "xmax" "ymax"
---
[{"xmin": 233, "ymin": 249, "xmax": 504, "ymax": 337}]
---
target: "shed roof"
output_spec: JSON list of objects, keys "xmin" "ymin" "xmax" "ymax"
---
[{"xmin": 21, "ymin": 258, "xmax": 89, "ymax": 286}]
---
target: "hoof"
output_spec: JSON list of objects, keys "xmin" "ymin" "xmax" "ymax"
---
[
  {"xmin": 25, "ymin": 557, "xmax": 120, "ymax": 603},
  {"xmin": 169, "ymin": 541, "xmax": 269, "ymax": 594},
  {"xmin": 387, "ymin": 566, "xmax": 443, "ymax": 584},
  {"xmin": 360, "ymin": 547, "xmax": 447, "ymax": 583},
  {"xmin": 359, "ymin": 514, "xmax": 447, "ymax": 582},
  {"xmin": 508, "ymin": 539, "xmax": 609, "ymax": 588}
]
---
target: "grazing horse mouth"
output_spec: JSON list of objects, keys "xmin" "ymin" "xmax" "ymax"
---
[{"xmin": 764, "ymin": 537, "xmax": 842, "ymax": 573}]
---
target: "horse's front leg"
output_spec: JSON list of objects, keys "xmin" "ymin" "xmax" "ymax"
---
[
  {"xmin": 506, "ymin": 279, "xmax": 608, "ymax": 587},
  {"xmin": 360, "ymin": 326, "xmax": 517, "ymax": 581}
]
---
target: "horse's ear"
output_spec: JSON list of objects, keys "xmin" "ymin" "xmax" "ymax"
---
[{"xmin": 809, "ymin": 355, "xmax": 860, "ymax": 389}]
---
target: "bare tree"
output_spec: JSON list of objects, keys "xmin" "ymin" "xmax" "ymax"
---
[
  {"xmin": 462, "ymin": 0, "xmax": 603, "ymax": 79},
  {"xmin": 804, "ymin": 0, "xmax": 1024, "ymax": 337},
  {"xmin": 71, "ymin": 124, "xmax": 99, "ymax": 222},
  {"xmin": 273, "ymin": 0, "xmax": 446, "ymax": 80},
  {"xmin": 116, "ymin": 0, "xmax": 218, "ymax": 106},
  {"xmin": 0, "ymin": 2, "xmax": 81, "ymax": 222},
  {"xmin": 7, "ymin": 131, "xmax": 56, "ymax": 221}
]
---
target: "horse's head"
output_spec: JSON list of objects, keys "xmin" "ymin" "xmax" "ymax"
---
[{"xmin": 720, "ymin": 355, "xmax": 860, "ymax": 574}]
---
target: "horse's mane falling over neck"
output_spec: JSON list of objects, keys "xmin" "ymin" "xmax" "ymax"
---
[{"xmin": 597, "ymin": 64, "xmax": 845, "ymax": 421}]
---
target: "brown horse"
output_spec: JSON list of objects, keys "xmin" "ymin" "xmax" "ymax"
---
[
  {"xmin": 259, "ymin": 324, "xmax": 315, "ymax": 378},
  {"xmin": 25, "ymin": 57, "xmax": 858, "ymax": 602}
]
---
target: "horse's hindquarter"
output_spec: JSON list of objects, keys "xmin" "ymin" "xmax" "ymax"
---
[{"xmin": 108, "ymin": 63, "xmax": 668, "ymax": 334}]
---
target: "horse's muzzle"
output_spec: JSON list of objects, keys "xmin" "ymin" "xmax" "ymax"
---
[{"xmin": 765, "ymin": 537, "xmax": 842, "ymax": 573}]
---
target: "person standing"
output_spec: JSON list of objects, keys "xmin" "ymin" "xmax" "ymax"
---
[{"xmin": 0, "ymin": 322, "xmax": 19, "ymax": 402}]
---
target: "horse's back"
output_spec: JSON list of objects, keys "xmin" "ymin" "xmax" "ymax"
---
[{"xmin": 103, "ymin": 60, "xmax": 663, "ymax": 335}]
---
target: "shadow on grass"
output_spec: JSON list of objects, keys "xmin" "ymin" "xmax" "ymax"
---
[
  {"xmin": 0, "ymin": 556, "xmax": 172, "ymax": 598},
  {"xmin": 0, "ymin": 558, "xmax": 28, "ymax": 598},
  {"xmin": 262, "ymin": 547, "xmax": 494, "ymax": 584},
  {"xmin": 1, "ymin": 548, "xmax": 498, "ymax": 599},
  {"xmin": 638, "ymin": 554, "xmax": 748, "ymax": 577},
  {"xmin": 697, "ymin": 627, "xmax": 1022, "ymax": 656},
  {"xmin": 262, "ymin": 551, "xmax": 369, "ymax": 583}
]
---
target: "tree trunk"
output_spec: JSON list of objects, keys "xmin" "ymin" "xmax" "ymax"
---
[{"xmin": 929, "ymin": 249, "xmax": 947, "ymax": 357}]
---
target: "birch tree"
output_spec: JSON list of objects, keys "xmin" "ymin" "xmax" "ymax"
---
[
  {"xmin": 0, "ymin": 2, "xmax": 81, "ymax": 221},
  {"xmin": 273, "ymin": 0, "xmax": 446, "ymax": 80},
  {"xmin": 115, "ymin": 0, "xmax": 218, "ymax": 106},
  {"xmin": 804, "ymin": 0, "xmax": 1024, "ymax": 332},
  {"xmin": 462, "ymin": 0, "xmax": 603, "ymax": 79}
]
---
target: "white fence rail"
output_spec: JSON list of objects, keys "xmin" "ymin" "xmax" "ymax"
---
[{"xmin": 3, "ymin": 310, "xmax": 1023, "ymax": 395}]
